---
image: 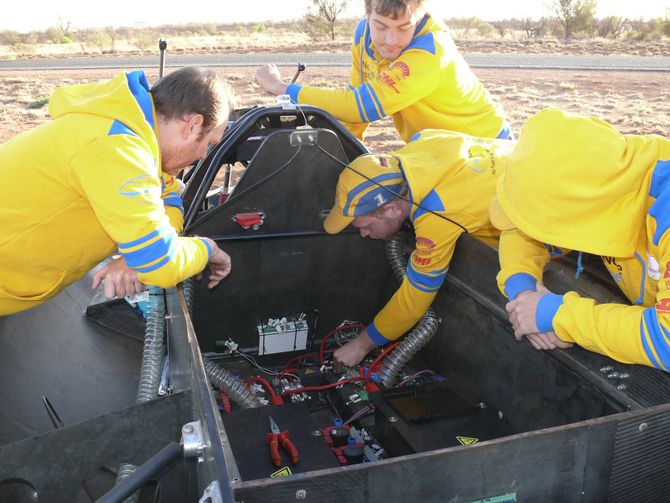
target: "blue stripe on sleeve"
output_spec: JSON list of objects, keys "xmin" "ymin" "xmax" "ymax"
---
[
  {"xmin": 642, "ymin": 307, "xmax": 670, "ymax": 371},
  {"xmin": 366, "ymin": 83, "xmax": 386, "ymax": 118},
  {"xmin": 358, "ymin": 84, "xmax": 381, "ymax": 121},
  {"xmin": 505, "ymin": 273, "xmax": 537, "ymax": 300},
  {"xmin": 198, "ymin": 237, "xmax": 213, "ymax": 259},
  {"xmin": 120, "ymin": 229, "xmax": 177, "ymax": 268},
  {"xmin": 535, "ymin": 293, "xmax": 564, "ymax": 333},
  {"xmin": 286, "ymin": 83, "xmax": 302, "ymax": 103},
  {"xmin": 118, "ymin": 224, "xmax": 172, "ymax": 250},
  {"xmin": 352, "ymin": 88, "xmax": 368, "ymax": 122},
  {"xmin": 405, "ymin": 264, "xmax": 446, "ymax": 293},
  {"xmin": 367, "ymin": 322, "xmax": 388, "ymax": 345},
  {"xmin": 649, "ymin": 160, "xmax": 670, "ymax": 199},
  {"xmin": 163, "ymin": 194, "xmax": 184, "ymax": 214}
]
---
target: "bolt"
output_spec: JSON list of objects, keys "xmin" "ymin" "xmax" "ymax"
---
[
  {"xmin": 183, "ymin": 424, "xmax": 194, "ymax": 434},
  {"xmin": 498, "ymin": 411, "xmax": 504, "ymax": 420},
  {"xmin": 607, "ymin": 372, "xmax": 619, "ymax": 379},
  {"xmin": 231, "ymin": 477, "xmax": 240, "ymax": 484},
  {"xmin": 617, "ymin": 384, "xmax": 627, "ymax": 391},
  {"xmin": 639, "ymin": 423, "xmax": 649, "ymax": 432},
  {"xmin": 618, "ymin": 372, "xmax": 630, "ymax": 379},
  {"xmin": 312, "ymin": 430, "xmax": 322, "ymax": 436},
  {"xmin": 296, "ymin": 489, "xmax": 307, "ymax": 500},
  {"xmin": 600, "ymin": 366, "xmax": 614, "ymax": 373},
  {"xmin": 388, "ymin": 416, "xmax": 398, "ymax": 423}
]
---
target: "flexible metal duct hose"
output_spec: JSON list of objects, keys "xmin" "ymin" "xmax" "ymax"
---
[
  {"xmin": 183, "ymin": 278, "xmax": 260, "ymax": 409},
  {"xmin": 117, "ymin": 286, "xmax": 167, "ymax": 501},
  {"xmin": 379, "ymin": 237, "xmax": 441, "ymax": 387},
  {"xmin": 204, "ymin": 358, "xmax": 261, "ymax": 409},
  {"xmin": 137, "ymin": 286, "xmax": 166, "ymax": 403}
]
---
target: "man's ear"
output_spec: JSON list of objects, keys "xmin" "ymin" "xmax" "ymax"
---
[
  {"xmin": 382, "ymin": 199, "xmax": 404, "ymax": 219},
  {"xmin": 183, "ymin": 114, "xmax": 205, "ymax": 139}
]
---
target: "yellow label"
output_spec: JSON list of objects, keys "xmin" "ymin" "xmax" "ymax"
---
[
  {"xmin": 456, "ymin": 436, "xmax": 479, "ymax": 445},
  {"xmin": 271, "ymin": 466, "xmax": 293, "ymax": 478}
]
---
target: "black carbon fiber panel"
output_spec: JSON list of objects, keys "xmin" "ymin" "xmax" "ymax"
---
[{"xmin": 608, "ymin": 409, "xmax": 670, "ymax": 502}]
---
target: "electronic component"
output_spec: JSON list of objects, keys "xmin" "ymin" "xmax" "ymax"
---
[{"xmin": 257, "ymin": 314, "xmax": 309, "ymax": 355}]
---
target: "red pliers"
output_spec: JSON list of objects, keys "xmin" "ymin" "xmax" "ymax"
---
[{"xmin": 266, "ymin": 416, "xmax": 299, "ymax": 467}]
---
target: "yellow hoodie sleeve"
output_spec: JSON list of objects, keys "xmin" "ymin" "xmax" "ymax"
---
[
  {"xmin": 497, "ymin": 228, "xmax": 566, "ymax": 299},
  {"xmin": 286, "ymin": 46, "xmax": 440, "ymax": 127},
  {"xmin": 160, "ymin": 172, "xmax": 185, "ymax": 233},
  {"xmin": 553, "ymin": 236, "xmax": 670, "ymax": 371},
  {"xmin": 70, "ymin": 134, "xmax": 210, "ymax": 288},
  {"xmin": 337, "ymin": 37, "xmax": 371, "ymax": 140},
  {"xmin": 368, "ymin": 219, "xmax": 462, "ymax": 343}
]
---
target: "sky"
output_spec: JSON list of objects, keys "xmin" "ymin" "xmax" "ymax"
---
[{"xmin": 1, "ymin": 0, "xmax": 668, "ymax": 33}]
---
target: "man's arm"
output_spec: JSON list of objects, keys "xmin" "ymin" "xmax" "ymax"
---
[
  {"xmin": 283, "ymin": 48, "xmax": 440, "ymax": 126},
  {"xmin": 71, "ymin": 135, "xmax": 224, "ymax": 290}
]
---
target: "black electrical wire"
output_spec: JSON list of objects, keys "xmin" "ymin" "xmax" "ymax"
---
[
  {"xmin": 223, "ymin": 144, "xmax": 302, "ymax": 205},
  {"xmin": 313, "ymin": 143, "xmax": 469, "ymax": 233}
]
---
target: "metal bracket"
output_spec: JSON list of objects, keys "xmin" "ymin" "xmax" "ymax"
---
[
  {"xmin": 199, "ymin": 480, "xmax": 223, "ymax": 503},
  {"xmin": 182, "ymin": 420, "xmax": 206, "ymax": 461},
  {"xmin": 290, "ymin": 130, "xmax": 318, "ymax": 146}
]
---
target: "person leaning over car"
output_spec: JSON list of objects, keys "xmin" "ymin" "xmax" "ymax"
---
[
  {"xmin": 0, "ymin": 66, "xmax": 232, "ymax": 316},
  {"xmin": 490, "ymin": 108, "xmax": 670, "ymax": 371},
  {"xmin": 255, "ymin": 0, "xmax": 512, "ymax": 143},
  {"xmin": 323, "ymin": 129, "xmax": 516, "ymax": 367}
]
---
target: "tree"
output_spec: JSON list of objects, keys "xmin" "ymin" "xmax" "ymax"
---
[
  {"xmin": 305, "ymin": 0, "xmax": 349, "ymax": 41},
  {"xmin": 551, "ymin": 0, "xmax": 596, "ymax": 40}
]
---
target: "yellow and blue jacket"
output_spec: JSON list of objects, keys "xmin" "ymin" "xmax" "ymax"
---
[
  {"xmin": 367, "ymin": 129, "xmax": 514, "ymax": 343},
  {"xmin": 495, "ymin": 108, "xmax": 670, "ymax": 371},
  {"xmin": 286, "ymin": 15, "xmax": 509, "ymax": 143},
  {"xmin": 0, "ymin": 71, "xmax": 211, "ymax": 315}
]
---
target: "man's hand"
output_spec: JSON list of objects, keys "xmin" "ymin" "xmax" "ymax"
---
[
  {"xmin": 255, "ymin": 64, "xmax": 288, "ymax": 96},
  {"xmin": 506, "ymin": 282, "xmax": 573, "ymax": 350},
  {"xmin": 201, "ymin": 237, "xmax": 232, "ymax": 289},
  {"xmin": 333, "ymin": 330, "xmax": 377, "ymax": 368},
  {"xmin": 92, "ymin": 257, "xmax": 144, "ymax": 299}
]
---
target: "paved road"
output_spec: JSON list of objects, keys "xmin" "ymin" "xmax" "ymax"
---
[{"xmin": 1, "ymin": 52, "xmax": 669, "ymax": 72}]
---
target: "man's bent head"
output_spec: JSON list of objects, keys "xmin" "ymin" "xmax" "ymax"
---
[{"xmin": 324, "ymin": 154, "xmax": 407, "ymax": 235}]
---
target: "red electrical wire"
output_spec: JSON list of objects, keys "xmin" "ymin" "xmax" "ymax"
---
[
  {"xmin": 246, "ymin": 375, "xmax": 284, "ymax": 405},
  {"xmin": 281, "ymin": 376, "xmax": 367, "ymax": 395},
  {"xmin": 366, "ymin": 342, "xmax": 401, "ymax": 385},
  {"xmin": 319, "ymin": 324, "xmax": 366, "ymax": 364}
]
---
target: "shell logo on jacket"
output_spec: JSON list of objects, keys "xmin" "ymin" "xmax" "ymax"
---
[{"xmin": 286, "ymin": 14, "xmax": 508, "ymax": 143}]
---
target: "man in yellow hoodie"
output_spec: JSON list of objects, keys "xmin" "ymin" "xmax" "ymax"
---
[
  {"xmin": 255, "ymin": 0, "xmax": 510, "ymax": 143},
  {"xmin": 324, "ymin": 129, "xmax": 515, "ymax": 366},
  {"xmin": 489, "ymin": 108, "xmax": 670, "ymax": 371},
  {"xmin": 0, "ymin": 66, "xmax": 232, "ymax": 316}
]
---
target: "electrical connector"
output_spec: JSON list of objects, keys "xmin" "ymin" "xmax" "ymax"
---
[{"xmin": 290, "ymin": 130, "xmax": 318, "ymax": 146}]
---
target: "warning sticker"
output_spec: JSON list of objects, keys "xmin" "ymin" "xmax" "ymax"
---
[
  {"xmin": 456, "ymin": 436, "xmax": 479, "ymax": 445},
  {"xmin": 271, "ymin": 466, "xmax": 293, "ymax": 478}
]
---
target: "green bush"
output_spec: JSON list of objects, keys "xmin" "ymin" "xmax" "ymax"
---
[
  {"xmin": 59, "ymin": 35, "xmax": 72, "ymax": 44},
  {"xmin": 28, "ymin": 96, "xmax": 50, "ymax": 109}
]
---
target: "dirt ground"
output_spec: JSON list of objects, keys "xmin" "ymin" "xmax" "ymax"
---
[{"xmin": 1, "ymin": 65, "xmax": 668, "ymax": 152}]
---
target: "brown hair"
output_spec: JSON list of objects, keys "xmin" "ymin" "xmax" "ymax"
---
[
  {"xmin": 151, "ymin": 66, "xmax": 232, "ymax": 137},
  {"xmin": 364, "ymin": 0, "xmax": 425, "ymax": 18}
]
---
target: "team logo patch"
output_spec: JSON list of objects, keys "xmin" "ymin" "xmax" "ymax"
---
[
  {"xmin": 656, "ymin": 298, "xmax": 670, "ymax": 313},
  {"xmin": 379, "ymin": 62, "xmax": 410, "ymax": 93},
  {"xmin": 663, "ymin": 262, "xmax": 670, "ymax": 279},
  {"xmin": 413, "ymin": 237, "xmax": 435, "ymax": 266},
  {"xmin": 465, "ymin": 144, "xmax": 496, "ymax": 174},
  {"xmin": 119, "ymin": 174, "xmax": 158, "ymax": 199}
]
